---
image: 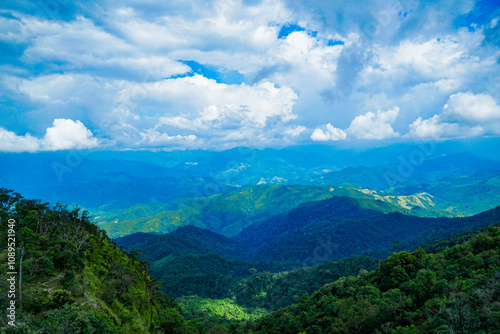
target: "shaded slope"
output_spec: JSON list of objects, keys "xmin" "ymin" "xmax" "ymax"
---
[
  {"xmin": 235, "ymin": 196, "xmax": 500, "ymax": 266},
  {"xmin": 116, "ymin": 225, "xmax": 245, "ymax": 262}
]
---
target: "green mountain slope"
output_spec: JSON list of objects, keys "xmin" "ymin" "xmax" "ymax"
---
[
  {"xmin": 98, "ymin": 185, "xmax": 340, "ymax": 238},
  {"xmin": 116, "ymin": 225, "xmax": 245, "ymax": 262},
  {"xmin": 397, "ymin": 170, "xmax": 500, "ymax": 215},
  {"xmin": 0, "ymin": 189, "xmax": 193, "ymax": 334},
  {"xmin": 235, "ymin": 196, "xmax": 500, "ymax": 266},
  {"xmin": 98, "ymin": 184, "xmax": 450, "ymax": 238},
  {"xmin": 248, "ymin": 223, "xmax": 500, "ymax": 333},
  {"xmin": 116, "ymin": 226, "xmax": 284, "ymax": 300}
]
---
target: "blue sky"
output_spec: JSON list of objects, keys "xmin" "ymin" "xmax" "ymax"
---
[{"xmin": 0, "ymin": 0, "xmax": 499, "ymax": 151}]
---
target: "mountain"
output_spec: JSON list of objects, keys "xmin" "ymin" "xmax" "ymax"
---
[
  {"xmin": 247, "ymin": 223, "xmax": 500, "ymax": 333},
  {"xmin": 116, "ymin": 225, "xmax": 245, "ymax": 261},
  {"xmin": 116, "ymin": 196, "xmax": 500, "ymax": 313},
  {"xmin": 98, "ymin": 184, "xmax": 450, "ymax": 238},
  {"xmin": 116, "ymin": 227, "xmax": 380, "ymax": 311},
  {"xmin": 0, "ymin": 189, "xmax": 179, "ymax": 333},
  {"xmin": 2, "ymin": 145, "xmax": 499, "ymax": 223},
  {"xmin": 116, "ymin": 226, "xmax": 285, "ymax": 299},
  {"xmin": 0, "ymin": 152, "xmax": 237, "ymax": 211},
  {"xmin": 314, "ymin": 152, "xmax": 500, "ymax": 191},
  {"xmin": 235, "ymin": 196, "xmax": 500, "ymax": 266},
  {"xmin": 99, "ymin": 185, "xmax": 338, "ymax": 238},
  {"xmin": 314, "ymin": 166, "xmax": 417, "ymax": 190},
  {"xmin": 397, "ymin": 169, "xmax": 500, "ymax": 215},
  {"xmin": 228, "ymin": 255, "xmax": 380, "ymax": 311}
]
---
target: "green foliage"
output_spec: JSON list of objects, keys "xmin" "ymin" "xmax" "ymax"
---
[
  {"xmin": 178, "ymin": 296, "xmax": 266, "ymax": 329},
  {"xmin": 100, "ymin": 185, "xmax": 340, "ymax": 238},
  {"xmin": 62, "ymin": 270, "xmax": 78, "ymax": 288},
  {"xmin": 246, "ymin": 224, "xmax": 500, "ymax": 333},
  {"xmin": 207, "ymin": 324, "xmax": 231, "ymax": 334},
  {"xmin": 48, "ymin": 290, "xmax": 75, "ymax": 309},
  {"xmin": 235, "ymin": 196, "xmax": 500, "ymax": 266},
  {"xmin": 3, "ymin": 305, "xmax": 121, "ymax": 334},
  {"xmin": 153, "ymin": 307, "xmax": 185, "ymax": 334},
  {"xmin": 0, "ymin": 188, "xmax": 175, "ymax": 334},
  {"xmin": 231, "ymin": 256, "xmax": 379, "ymax": 311},
  {"xmin": 152, "ymin": 253, "xmax": 282, "ymax": 299},
  {"xmin": 102, "ymin": 183, "xmax": 445, "ymax": 239}
]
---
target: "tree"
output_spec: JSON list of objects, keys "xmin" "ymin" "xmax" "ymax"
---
[{"xmin": 154, "ymin": 308, "xmax": 184, "ymax": 333}]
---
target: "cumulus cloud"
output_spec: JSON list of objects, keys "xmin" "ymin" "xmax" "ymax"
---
[
  {"xmin": 0, "ymin": 119, "xmax": 99, "ymax": 152},
  {"xmin": 147, "ymin": 75, "xmax": 298, "ymax": 128},
  {"xmin": 409, "ymin": 92, "xmax": 500, "ymax": 139},
  {"xmin": 347, "ymin": 107, "xmax": 400, "ymax": 139},
  {"xmin": 2, "ymin": 0, "xmax": 500, "ymax": 149},
  {"xmin": 42, "ymin": 119, "xmax": 100, "ymax": 150},
  {"xmin": 0, "ymin": 128, "xmax": 41, "ymax": 152},
  {"xmin": 311, "ymin": 123, "xmax": 347, "ymax": 141},
  {"xmin": 443, "ymin": 91, "xmax": 500, "ymax": 123},
  {"xmin": 311, "ymin": 107, "xmax": 400, "ymax": 141},
  {"xmin": 119, "ymin": 75, "xmax": 300, "ymax": 148}
]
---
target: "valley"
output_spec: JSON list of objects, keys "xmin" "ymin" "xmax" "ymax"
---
[{"xmin": 1, "ymin": 142, "xmax": 500, "ymax": 333}]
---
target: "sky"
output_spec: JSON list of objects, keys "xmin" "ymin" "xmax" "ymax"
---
[{"xmin": 0, "ymin": 0, "xmax": 499, "ymax": 151}]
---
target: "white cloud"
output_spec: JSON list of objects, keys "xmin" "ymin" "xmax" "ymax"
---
[
  {"xmin": 121, "ymin": 75, "xmax": 300, "ymax": 147},
  {"xmin": 443, "ymin": 91, "xmax": 500, "ymax": 123},
  {"xmin": 3, "ymin": 0, "xmax": 500, "ymax": 148},
  {"xmin": 0, "ymin": 119, "xmax": 99, "ymax": 152},
  {"xmin": 347, "ymin": 107, "xmax": 400, "ymax": 139},
  {"xmin": 311, "ymin": 107, "xmax": 400, "ymax": 141},
  {"xmin": 42, "ymin": 119, "xmax": 100, "ymax": 150},
  {"xmin": 311, "ymin": 123, "xmax": 347, "ymax": 141},
  {"xmin": 284, "ymin": 125, "xmax": 306, "ymax": 137},
  {"xmin": 408, "ymin": 115, "xmax": 484, "ymax": 139},
  {"xmin": 409, "ymin": 92, "xmax": 500, "ymax": 139},
  {"xmin": 138, "ymin": 129, "xmax": 198, "ymax": 148},
  {"xmin": 125, "ymin": 75, "xmax": 298, "ymax": 127},
  {"xmin": 0, "ymin": 128, "xmax": 40, "ymax": 152}
]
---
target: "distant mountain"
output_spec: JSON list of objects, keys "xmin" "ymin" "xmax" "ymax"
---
[
  {"xmin": 99, "ymin": 185, "xmax": 339, "ymax": 238},
  {"xmin": 235, "ymin": 196, "xmax": 500, "ymax": 266},
  {"xmin": 38, "ymin": 175, "xmax": 234, "ymax": 210},
  {"xmin": 396, "ymin": 170, "xmax": 500, "ymax": 215},
  {"xmin": 116, "ymin": 197, "xmax": 500, "ymax": 323},
  {"xmin": 100, "ymin": 184, "xmax": 448, "ymax": 238},
  {"xmin": 0, "ymin": 152, "xmax": 234, "ymax": 210},
  {"xmin": 313, "ymin": 166, "xmax": 414, "ymax": 190},
  {"xmin": 313, "ymin": 152, "xmax": 500, "ymax": 191}
]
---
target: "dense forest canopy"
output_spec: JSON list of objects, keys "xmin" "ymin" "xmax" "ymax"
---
[{"xmin": 0, "ymin": 188, "xmax": 197, "ymax": 333}]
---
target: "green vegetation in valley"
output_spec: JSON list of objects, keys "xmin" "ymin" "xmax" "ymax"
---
[
  {"xmin": 178, "ymin": 296, "xmax": 267, "ymax": 329},
  {"xmin": 243, "ymin": 224, "xmax": 500, "ymax": 333},
  {"xmin": 397, "ymin": 170, "xmax": 500, "ymax": 215},
  {"xmin": 229, "ymin": 256, "xmax": 379, "ymax": 312}
]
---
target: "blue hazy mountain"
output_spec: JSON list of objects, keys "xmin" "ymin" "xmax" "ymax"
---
[{"xmin": 1, "ymin": 141, "xmax": 499, "ymax": 214}]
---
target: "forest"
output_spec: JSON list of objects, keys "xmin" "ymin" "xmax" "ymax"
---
[
  {"xmin": 0, "ymin": 188, "xmax": 190, "ymax": 333},
  {"xmin": 1, "ymin": 188, "xmax": 499, "ymax": 333}
]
